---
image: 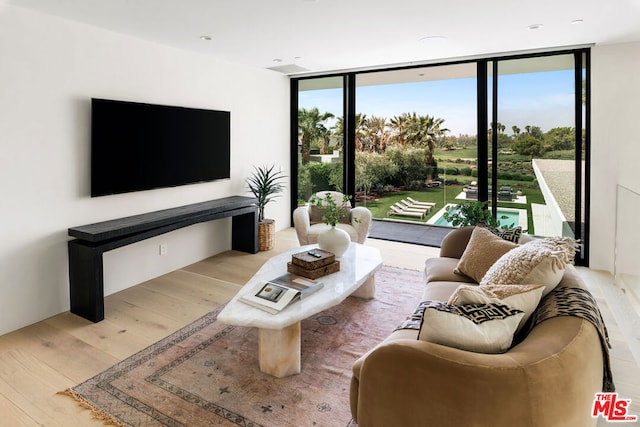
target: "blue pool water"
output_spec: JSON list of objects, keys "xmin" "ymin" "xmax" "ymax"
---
[{"xmin": 434, "ymin": 207, "xmax": 520, "ymax": 228}]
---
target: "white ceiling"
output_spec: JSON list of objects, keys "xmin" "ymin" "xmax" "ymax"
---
[{"xmin": 7, "ymin": 0, "xmax": 640, "ymax": 76}]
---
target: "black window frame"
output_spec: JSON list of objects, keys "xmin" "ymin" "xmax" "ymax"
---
[{"xmin": 291, "ymin": 48, "xmax": 590, "ymax": 265}]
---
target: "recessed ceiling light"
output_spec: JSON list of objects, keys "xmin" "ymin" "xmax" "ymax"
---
[
  {"xmin": 571, "ymin": 19, "xmax": 584, "ymax": 25},
  {"xmin": 420, "ymin": 35, "xmax": 447, "ymax": 42},
  {"xmin": 527, "ymin": 24, "xmax": 544, "ymax": 30},
  {"xmin": 273, "ymin": 58, "xmax": 283, "ymax": 63},
  {"xmin": 200, "ymin": 35, "xmax": 212, "ymax": 41}
]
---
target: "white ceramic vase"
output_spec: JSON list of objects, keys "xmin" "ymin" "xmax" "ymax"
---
[{"xmin": 317, "ymin": 225, "xmax": 351, "ymax": 258}]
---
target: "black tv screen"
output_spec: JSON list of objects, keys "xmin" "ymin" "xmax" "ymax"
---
[{"xmin": 91, "ymin": 98, "xmax": 230, "ymax": 197}]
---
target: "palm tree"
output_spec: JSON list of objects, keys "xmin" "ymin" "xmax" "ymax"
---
[
  {"xmin": 332, "ymin": 113, "xmax": 368, "ymax": 152},
  {"xmin": 405, "ymin": 113, "xmax": 448, "ymax": 166},
  {"xmin": 389, "ymin": 113, "xmax": 411, "ymax": 147},
  {"xmin": 366, "ymin": 115, "xmax": 390, "ymax": 153},
  {"xmin": 394, "ymin": 113, "xmax": 447, "ymax": 182},
  {"xmin": 298, "ymin": 108, "xmax": 334, "ymax": 164},
  {"xmin": 489, "ymin": 121, "xmax": 505, "ymax": 134},
  {"xmin": 354, "ymin": 113, "xmax": 369, "ymax": 151},
  {"xmin": 332, "ymin": 116, "xmax": 344, "ymax": 151}
]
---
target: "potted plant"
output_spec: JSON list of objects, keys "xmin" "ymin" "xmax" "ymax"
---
[
  {"xmin": 247, "ymin": 165, "xmax": 286, "ymax": 251},
  {"xmin": 443, "ymin": 200, "xmax": 500, "ymax": 227},
  {"xmin": 308, "ymin": 192, "xmax": 354, "ymax": 257},
  {"xmin": 308, "ymin": 192, "xmax": 352, "ymax": 226}
]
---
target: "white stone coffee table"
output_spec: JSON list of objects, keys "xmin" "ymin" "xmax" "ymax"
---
[{"xmin": 218, "ymin": 242, "xmax": 383, "ymax": 377}]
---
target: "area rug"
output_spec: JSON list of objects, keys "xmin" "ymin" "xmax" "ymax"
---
[{"xmin": 62, "ymin": 266, "xmax": 424, "ymax": 427}]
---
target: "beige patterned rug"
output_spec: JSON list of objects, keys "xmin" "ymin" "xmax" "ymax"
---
[{"xmin": 62, "ymin": 266, "xmax": 424, "ymax": 427}]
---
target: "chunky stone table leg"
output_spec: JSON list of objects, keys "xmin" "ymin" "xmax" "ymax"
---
[
  {"xmin": 258, "ymin": 322, "xmax": 301, "ymax": 377},
  {"xmin": 351, "ymin": 274, "xmax": 376, "ymax": 299}
]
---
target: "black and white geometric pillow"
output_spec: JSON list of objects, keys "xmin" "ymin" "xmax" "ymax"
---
[
  {"xmin": 480, "ymin": 224, "xmax": 523, "ymax": 243},
  {"xmin": 416, "ymin": 301, "xmax": 524, "ymax": 353}
]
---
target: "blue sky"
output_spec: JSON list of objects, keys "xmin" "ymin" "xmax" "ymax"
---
[{"xmin": 299, "ymin": 69, "xmax": 576, "ymax": 136}]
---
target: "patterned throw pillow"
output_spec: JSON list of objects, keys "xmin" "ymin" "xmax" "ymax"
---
[
  {"xmin": 448, "ymin": 284, "xmax": 545, "ymax": 333},
  {"xmin": 481, "ymin": 237, "xmax": 580, "ymax": 296},
  {"xmin": 479, "ymin": 224, "xmax": 523, "ymax": 243},
  {"xmin": 417, "ymin": 301, "xmax": 524, "ymax": 353},
  {"xmin": 454, "ymin": 226, "xmax": 519, "ymax": 282}
]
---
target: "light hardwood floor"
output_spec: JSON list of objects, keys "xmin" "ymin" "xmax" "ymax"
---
[{"xmin": 0, "ymin": 228, "xmax": 637, "ymax": 426}]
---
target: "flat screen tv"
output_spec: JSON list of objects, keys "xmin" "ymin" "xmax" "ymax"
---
[{"xmin": 91, "ymin": 98, "xmax": 230, "ymax": 197}]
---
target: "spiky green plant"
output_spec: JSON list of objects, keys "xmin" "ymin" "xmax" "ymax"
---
[{"xmin": 246, "ymin": 165, "xmax": 286, "ymax": 222}]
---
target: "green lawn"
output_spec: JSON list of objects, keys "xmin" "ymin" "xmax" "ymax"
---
[
  {"xmin": 358, "ymin": 185, "xmax": 543, "ymax": 234},
  {"xmin": 354, "ymin": 145, "xmax": 547, "ymax": 233},
  {"xmin": 436, "ymin": 147, "xmax": 478, "ymax": 160},
  {"xmin": 358, "ymin": 186, "xmax": 464, "ymax": 222}
]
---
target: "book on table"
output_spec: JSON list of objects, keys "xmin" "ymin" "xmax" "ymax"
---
[{"xmin": 239, "ymin": 273, "xmax": 324, "ymax": 314}]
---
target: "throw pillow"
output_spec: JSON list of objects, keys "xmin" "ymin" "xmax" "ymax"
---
[
  {"xmin": 478, "ymin": 224, "xmax": 523, "ymax": 243},
  {"xmin": 454, "ymin": 226, "xmax": 519, "ymax": 282},
  {"xmin": 309, "ymin": 205, "xmax": 351, "ymax": 225},
  {"xmin": 418, "ymin": 301, "xmax": 524, "ymax": 353},
  {"xmin": 480, "ymin": 237, "xmax": 580, "ymax": 296},
  {"xmin": 448, "ymin": 284, "xmax": 545, "ymax": 333}
]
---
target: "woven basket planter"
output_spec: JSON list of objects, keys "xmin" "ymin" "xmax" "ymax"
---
[{"xmin": 258, "ymin": 220, "xmax": 275, "ymax": 251}]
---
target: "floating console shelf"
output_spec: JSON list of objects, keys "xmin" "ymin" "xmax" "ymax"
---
[{"xmin": 68, "ymin": 196, "xmax": 259, "ymax": 322}]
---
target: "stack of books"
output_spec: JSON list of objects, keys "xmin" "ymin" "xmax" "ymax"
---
[
  {"xmin": 287, "ymin": 248, "xmax": 340, "ymax": 279},
  {"xmin": 240, "ymin": 273, "xmax": 324, "ymax": 314}
]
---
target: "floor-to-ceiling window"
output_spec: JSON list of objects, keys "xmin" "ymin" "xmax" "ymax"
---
[
  {"xmin": 353, "ymin": 64, "xmax": 477, "ymax": 220},
  {"xmin": 293, "ymin": 76, "xmax": 346, "ymax": 205},
  {"xmin": 491, "ymin": 54, "xmax": 579, "ymax": 237},
  {"xmin": 292, "ymin": 49, "xmax": 590, "ymax": 264}
]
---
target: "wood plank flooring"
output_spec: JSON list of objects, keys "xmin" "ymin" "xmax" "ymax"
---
[{"xmin": 0, "ymin": 227, "xmax": 637, "ymax": 426}]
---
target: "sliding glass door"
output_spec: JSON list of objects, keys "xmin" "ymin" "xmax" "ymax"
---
[
  {"xmin": 353, "ymin": 63, "xmax": 477, "ymax": 222},
  {"xmin": 293, "ymin": 76, "xmax": 346, "ymax": 205},
  {"xmin": 487, "ymin": 52, "xmax": 589, "ymax": 262},
  {"xmin": 291, "ymin": 49, "xmax": 590, "ymax": 264}
]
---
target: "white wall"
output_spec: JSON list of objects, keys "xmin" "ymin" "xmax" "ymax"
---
[
  {"xmin": 0, "ymin": 5, "xmax": 290, "ymax": 335},
  {"xmin": 590, "ymin": 42, "xmax": 640, "ymax": 273}
]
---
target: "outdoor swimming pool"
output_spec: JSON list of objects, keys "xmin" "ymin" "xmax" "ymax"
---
[{"xmin": 431, "ymin": 205, "xmax": 523, "ymax": 228}]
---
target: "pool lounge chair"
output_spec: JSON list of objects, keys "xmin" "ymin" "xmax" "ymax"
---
[
  {"xmin": 387, "ymin": 205, "xmax": 425, "ymax": 219},
  {"xmin": 396, "ymin": 201, "xmax": 430, "ymax": 213},
  {"xmin": 399, "ymin": 199, "xmax": 434, "ymax": 213},
  {"xmin": 406, "ymin": 197, "xmax": 436, "ymax": 209}
]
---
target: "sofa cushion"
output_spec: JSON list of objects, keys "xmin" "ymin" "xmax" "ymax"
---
[
  {"xmin": 454, "ymin": 226, "xmax": 518, "ymax": 282},
  {"xmin": 422, "ymin": 281, "xmax": 469, "ymax": 302},
  {"xmin": 424, "ymin": 258, "xmax": 476, "ymax": 284},
  {"xmin": 448, "ymin": 284, "xmax": 545, "ymax": 333},
  {"xmin": 417, "ymin": 301, "xmax": 524, "ymax": 353},
  {"xmin": 481, "ymin": 237, "xmax": 579, "ymax": 296}
]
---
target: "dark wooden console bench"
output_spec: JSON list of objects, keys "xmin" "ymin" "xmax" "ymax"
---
[{"xmin": 68, "ymin": 196, "xmax": 258, "ymax": 323}]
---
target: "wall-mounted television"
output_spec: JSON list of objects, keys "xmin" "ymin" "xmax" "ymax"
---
[{"xmin": 91, "ymin": 98, "xmax": 230, "ymax": 197}]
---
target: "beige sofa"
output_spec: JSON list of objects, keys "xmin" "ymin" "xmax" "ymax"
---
[{"xmin": 350, "ymin": 226, "xmax": 608, "ymax": 427}]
